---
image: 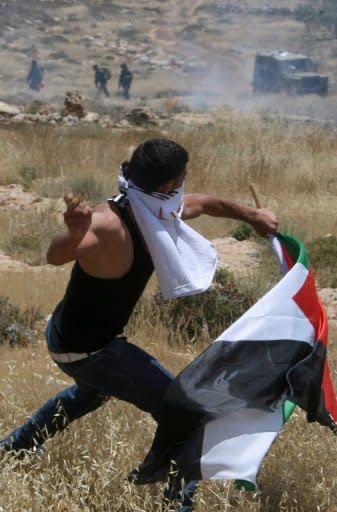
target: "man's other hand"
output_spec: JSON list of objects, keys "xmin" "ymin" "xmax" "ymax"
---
[
  {"xmin": 251, "ymin": 208, "xmax": 278, "ymax": 237},
  {"xmin": 63, "ymin": 193, "xmax": 93, "ymax": 237}
]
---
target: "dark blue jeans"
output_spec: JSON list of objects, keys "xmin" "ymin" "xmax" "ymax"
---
[
  {"xmin": 3, "ymin": 320, "xmax": 197, "ymax": 510},
  {"xmin": 5, "ymin": 320, "xmax": 173, "ymax": 448}
]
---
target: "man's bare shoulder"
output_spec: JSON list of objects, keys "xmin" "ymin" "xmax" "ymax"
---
[
  {"xmin": 182, "ymin": 193, "xmax": 207, "ymax": 220},
  {"xmin": 91, "ymin": 202, "xmax": 126, "ymax": 238}
]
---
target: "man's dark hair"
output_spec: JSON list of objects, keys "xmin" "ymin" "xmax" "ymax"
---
[{"xmin": 126, "ymin": 139, "xmax": 188, "ymax": 191}]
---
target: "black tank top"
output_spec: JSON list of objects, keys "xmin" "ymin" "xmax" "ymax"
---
[{"xmin": 52, "ymin": 201, "xmax": 154, "ymax": 352}]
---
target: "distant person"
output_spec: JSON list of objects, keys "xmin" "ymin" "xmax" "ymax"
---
[
  {"xmin": 26, "ymin": 60, "xmax": 44, "ymax": 92},
  {"xmin": 93, "ymin": 64, "xmax": 110, "ymax": 97},
  {"xmin": 118, "ymin": 63, "xmax": 133, "ymax": 99}
]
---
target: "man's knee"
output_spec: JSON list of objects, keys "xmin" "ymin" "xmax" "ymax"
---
[
  {"xmin": 56, "ymin": 385, "xmax": 109, "ymax": 416},
  {"xmin": 72, "ymin": 386, "xmax": 108, "ymax": 406}
]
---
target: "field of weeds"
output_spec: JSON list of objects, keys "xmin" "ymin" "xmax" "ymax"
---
[{"xmin": 0, "ymin": 113, "xmax": 337, "ymax": 511}]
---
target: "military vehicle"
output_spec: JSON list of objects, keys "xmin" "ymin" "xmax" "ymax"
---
[{"xmin": 252, "ymin": 51, "xmax": 328, "ymax": 96}]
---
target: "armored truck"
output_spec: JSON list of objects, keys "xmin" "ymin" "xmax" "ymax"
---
[{"xmin": 252, "ymin": 51, "xmax": 328, "ymax": 96}]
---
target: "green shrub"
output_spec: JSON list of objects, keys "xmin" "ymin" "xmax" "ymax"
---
[
  {"xmin": 0, "ymin": 296, "xmax": 42, "ymax": 346},
  {"xmin": 68, "ymin": 175, "xmax": 106, "ymax": 203},
  {"xmin": 140, "ymin": 268, "xmax": 258, "ymax": 345},
  {"xmin": 230, "ymin": 222, "xmax": 254, "ymax": 241},
  {"xmin": 307, "ymin": 235, "xmax": 337, "ymax": 287},
  {"xmin": 18, "ymin": 164, "xmax": 40, "ymax": 188}
]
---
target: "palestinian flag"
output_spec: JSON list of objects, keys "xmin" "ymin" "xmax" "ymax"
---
[{"xmin": 134, "ymin": 233, "xmax": 337, "ymax": 488}]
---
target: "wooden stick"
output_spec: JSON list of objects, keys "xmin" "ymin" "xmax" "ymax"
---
[{"xmin": 249, "ymin": 183, "xmax": 261, "ymax": 209}]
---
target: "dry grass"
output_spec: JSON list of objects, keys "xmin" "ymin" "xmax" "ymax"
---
[
  {"xmin": 1, "ymin": 116, "xmax": 337, "ymax": 510},
  {"xmin": 0, "ymin": 323, "xmax": 336, "ymax": 511},
  {"xmin": 2, "ymin": 113, "xmax": 337, "ymax": 243},
  {"xmin": 0, "ymin": 268, "xmax": 71, "ymax": 314}
]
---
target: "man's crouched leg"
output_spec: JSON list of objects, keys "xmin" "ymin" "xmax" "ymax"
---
[{"xmin": 0, "ymin": 384, "xmax": 108, "ymax": 455}]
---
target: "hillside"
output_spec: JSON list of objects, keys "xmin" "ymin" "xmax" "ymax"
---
[{"xmin": 0, "ymin": 0, "xmax": 336, "ymax": 120}]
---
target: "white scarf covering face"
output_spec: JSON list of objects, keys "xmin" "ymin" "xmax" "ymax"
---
[{"xmin": 118, "ymin": 175, "xmax": 217, "ymax": 300}]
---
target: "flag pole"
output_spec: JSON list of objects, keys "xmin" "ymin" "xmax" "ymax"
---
[
  {"xmin": 249, "ymin": 184, "xmax": 288, "ymax": 275},
  {"xmin": 249, "ymin": 183, "xmax": 261, "ymax": 209}
]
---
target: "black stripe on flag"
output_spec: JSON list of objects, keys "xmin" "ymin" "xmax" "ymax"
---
[{"xmin": 157, "ymin": 339, "xmax": 312, "ymax": 446}]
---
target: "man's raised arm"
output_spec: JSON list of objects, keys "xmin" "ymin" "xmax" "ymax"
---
[
  {"xmin": 47, "ymin": 194, "xmax": 96, "ymax": 266},
  {"xmin": 182, "ymin": 193, "xmax": 278, "ymax": 237}
]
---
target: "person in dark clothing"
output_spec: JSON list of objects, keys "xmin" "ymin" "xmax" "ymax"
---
[
  {"xmin": 93, "ymin": 64, "xmax": 110, "ymax": 97},
  {"xmin": 118, "ymin": 63, "xmax": 133, "ymax": 99},
  {"xmin": 26, "ymin": 59, "xmax": 44, "ymax": 92},
  {"xmin": 1, "ymin": 139, "xmax": 278, "ymax": 511}
]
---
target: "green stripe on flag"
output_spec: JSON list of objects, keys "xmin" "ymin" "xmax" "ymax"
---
[
  {"xmin": 278, "ymin": 233, "xmax": 310, "ymax": 270},
  {"xmin": 235, "ymin": 479, "xmax": 256, "ymax": 491},
  {"xmin": 283, "ymin": 400, "xmax": 296, "ymax": 422},
  {"xmin": 235, "ymin": 400, "xmax": 297, "ymax": 492}
]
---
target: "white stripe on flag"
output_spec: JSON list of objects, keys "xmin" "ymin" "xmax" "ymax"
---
[
  {"xmin": 215, "ymin": 262, "xmax": 314, "ymax": 346},
  {"xmin": 201, "ymin": 406, "xmax": 284, "ymax": 483}
]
